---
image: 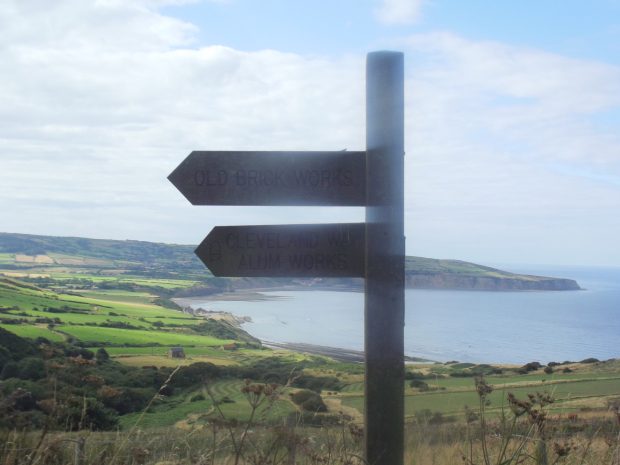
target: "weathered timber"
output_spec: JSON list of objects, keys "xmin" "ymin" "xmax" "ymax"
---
[
  {"xmin": 364, "ymin": 51, "xmax": 405, "ymax": 465},
  {"xmin": 195, "ymin": 223, "xmax": 365, "ymax": 278},
  {"xmin": 168, "ymin": 151, "xmax": 366, "ymax": 206}
]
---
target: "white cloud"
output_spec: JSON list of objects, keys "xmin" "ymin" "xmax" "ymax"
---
[
  {"xmin": 374, "ymin": 0, "xmax": 424, "ymax": 25},
  {"xmin": 0, "ymin": 0, "xmax": 198, "ymax": 53},
  {"xmin": 0, "ymin": 2, "xmax": 619, "ymax": 266},
  {"xmin": 400, "ymin": 32, "xmax": 620, "ymax": 264}
]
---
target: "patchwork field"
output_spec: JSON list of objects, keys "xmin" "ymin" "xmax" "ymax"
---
[
  {"xmin": 0, "ymin": 323, "xmax": 64, "ymax": 341},
  {"xmin": 0, "ymin": 277, "xmax": 242, "ymax": 359},
  {"xmin": 58, "ymin": 325, "xmax": 234, "ymax": 346},
  {"xmin": 1, "ymin": 235, "xmax": 618, "ymax": 441},
  {"xmin": 340, "ymin": 369, "xmax": 620, "ymax": 418},
  {"xmin": 117, "ymin": 379, "xmax": 298, "ymax": 429}
]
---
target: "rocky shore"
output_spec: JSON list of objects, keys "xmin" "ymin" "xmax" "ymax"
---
[{"xmin": 406, "ymin": 274, "xmax": 581, "ymax": 291}]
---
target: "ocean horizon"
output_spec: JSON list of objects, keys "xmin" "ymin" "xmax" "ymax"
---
[{"xmin": 188, "ymin": 265, "xmax": 620, "ymax": 365}]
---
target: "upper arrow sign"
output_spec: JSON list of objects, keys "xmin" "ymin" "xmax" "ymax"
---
[
  {"xmin": 196, "ymin": 223, "xmax": 365, "ymax": 278},
  {"xmin": 168, "ymin": 151, "xmax": 366, "ymax": 206}
]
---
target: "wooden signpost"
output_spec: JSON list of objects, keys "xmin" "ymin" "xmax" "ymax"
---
[
  {"xmin": 195, "ymin": 223, "xmax": 365, "ymax": 278},
  {"xmin": 168, "ymin": 151, "xmax": 366, "ymax": 206},
  {"xmin": 169, "ymin": 51, "xmax": 405, "ymax": 465}
]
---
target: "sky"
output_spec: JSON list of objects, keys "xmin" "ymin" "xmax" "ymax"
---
[{"xmin": 1, "ymin": 0, "xmax": 619, "ymax": 268}]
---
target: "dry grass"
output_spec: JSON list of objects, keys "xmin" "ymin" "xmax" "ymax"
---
[
  {"xmin": 0, "ymin": 271, "xmax": 27, "ymax": 277},
  {"xmin": 84, "ymin": 259, "xmax": 114, "ymax": 266},
  {"xmin": 54, "ymin": 258, "xmax": 85, "ymax": 265},
  {"xmin": 3, "ymin": 375, "xmax": 619, "ymax": 465},
  {"xmin": 110, "ymin": 354, "xmax": 240, "ymax": 368},
  {"xmin": 2, "ymin": 418, "xmax": 618, "ymax": 465}
]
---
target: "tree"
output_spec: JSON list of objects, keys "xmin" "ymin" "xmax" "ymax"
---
[
  {"xmin": 409, "ymin": 379, "xmax": 428, "ymax": 389},
  {"xmin": 17, "ymin": 357, "xmax": 46, "ymax": 381},
  {"xmin": 96, "ymin": 348, "xmax": 110, "ymax": 363}
]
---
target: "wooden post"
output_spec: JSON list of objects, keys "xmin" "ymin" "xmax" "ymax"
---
[
  {"xmin": 74, "ymin": 437, "xmax": 86, "ymax": 465},
  {"xmin": 285, "ymin": 415, "xmax": 297, "ymax": 465},
  {"xmin": 364, "ymin": 51, "xmax": 405, "ymax": 465}
]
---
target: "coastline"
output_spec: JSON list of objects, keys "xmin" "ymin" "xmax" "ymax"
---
[
  {"xmin": 172, "ymin": 275, "xmax": 617, "ymax": 365},
  {"xmin": 263, "ymin": 341, "xmax": 434, "ymax": 363},
  {"xmin": 263, "ymin": 341, "xmax": 365, "ymax": 363},
  {"xmin": 174, "ymin": 290, "xmax": 435, "ymax": 364},
  {"xmin": 172, "ymin": 285, "xmax": 363, "ymax": 307},
  {"xmin": 174, "ymin": 290, "xmax": 368, "ymax": 362}
]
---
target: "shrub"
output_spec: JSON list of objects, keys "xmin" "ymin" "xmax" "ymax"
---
[
  {"xmin": 521, "ymin": 362, "xmax": 542, "ymax": 372},
  {"xmin": 290, "ymin": 389, "xmax": 318, "ymax": 405},
  {"xmin": 290, "ymin": 389, "xmax": 327, "ymax": 412},
  {"xmin": 450, "ymin": 371, "xmax": 478, "ymax": 378},
  {"xmin": 409, "ymin": 379, "xmax": 428, "ymax": 389},
  {"xmin": 17, "ymin": 357, "xmax": 46, "ymax": 381},
  {"xmin": 543, "ymin": 366, "xmax": 553, "ymax": 374},
  {"xmin": 2, "ymin": 378, "xmax": 46, "ymax": 400},
  {"xmin": 263, "ymin": 371, "xmax": 282, "ymax": 383},
  {"xmin": 414, "ymin": 409, "xmax": 433, "ymax": 424},
  {"xmin": 300, "ymin": 397, "xmax": 327, "ymax": 413},
  {"xmin": 96, "ymin": 348, "xmax": 109, "ymax": 362},
  {"xmin": 428, "ymin": 411, "xmax": 445, "ymax": 425}
]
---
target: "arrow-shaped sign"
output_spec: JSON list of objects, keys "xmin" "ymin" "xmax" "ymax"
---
[
  {"xmin": 168, "ymin": 151, "xmax": 366, "ymax": 206},
  {"xmin": 195, "ymin": 223, "xmax": 365, "ymax": 278}
]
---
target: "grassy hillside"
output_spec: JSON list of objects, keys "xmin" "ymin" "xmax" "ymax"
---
[
  {"xmin": 0, "ymin": 232, "xmax": 581, "ymax": 292},
  {"xmin": 405, "ymin": 256, "xmax": 521, "ymax": 276},
  {"xmin": 1, "ymin": 271, "xmax": 618, "ymax": 465},
  {"xmin": 0, "ymin": 275, "xmax": 257, "ymax": 350},
  {"xmin": 0, "ymin": 232, "xmax": 200, "ymax": 267}
]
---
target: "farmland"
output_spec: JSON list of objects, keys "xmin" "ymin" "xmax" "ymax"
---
[
  {"xmin": 1, "ymin": 265, "xmax": 619, "ymax": 428},
  {"xmin": 1, "ymin": 229, "xmax": 618, "ymax": 465},
  {"xmin": 0, "ymin": 276, "xmax": 255, "ymax": 357},
  {"xmin": 341, "ymin": 369, "xmax": 620, "ymax": 418}
]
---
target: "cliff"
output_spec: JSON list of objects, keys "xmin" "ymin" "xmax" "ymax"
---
[
  {"xmin": 0, "ymin": 232, "xmax": 581, "ymax": 292},
  {"xmin": 404, "ymin": 257, "xmax": 581, "ymax": 291},
  {"xmin": 405, "ymin": 274, "xmax": 580, "ymax": 291}
]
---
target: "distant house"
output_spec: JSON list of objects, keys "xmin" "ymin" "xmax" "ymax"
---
[
  {"xmin": 220, "ymin": 344, "xmax": 237, "ymax": 351},
  {"xmin": 168, "ymin": 347, "xmax": 185, "ymax": 358}
]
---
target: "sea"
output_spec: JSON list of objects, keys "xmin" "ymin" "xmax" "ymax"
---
[{"xmin": 188, "ymin": 265, "xmax": 620, "ymax": 365}]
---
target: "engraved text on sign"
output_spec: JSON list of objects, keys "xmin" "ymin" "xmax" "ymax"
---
[
  {"xmin": 195, "ymin": 223, "xmax": 365, "ymax": 277},
  {"xmin": 167, "ymin": 151, "xmax": 366, "ymax": 206}
]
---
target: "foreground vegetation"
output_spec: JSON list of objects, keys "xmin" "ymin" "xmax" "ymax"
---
[
  {"xmin": 2, "ymin": 317, "xmax": 619, "ymax": 464},
  {"xmin": 1, "ymin": 235, "xmax": 616, "ymax": 463},
  {"xmin": 2, "ymin": 374, "xmax": 619, "ymax": 465}
]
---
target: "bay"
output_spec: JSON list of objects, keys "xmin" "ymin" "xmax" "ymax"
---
[{"xmin": 189, "ymin": 266, "xmax": 620, "ymax": 365}]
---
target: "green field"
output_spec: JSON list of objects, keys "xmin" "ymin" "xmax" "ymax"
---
[
  {"xmin": 117, "ymin": 380, "xmax": 297, "ymax": 429},
  {"xmin": 0, "ymin": 324, "xmax": 64, "ymax": 341},
  {"xmin": 99, "ymin": 346, "xmax": 223, "ymax": 355},
  {"xmin": 0, "ymin": 277, "xmax": 244, "ymax": 354},
  {"xmin": 1, "ymin": 236, "xmax": 618, "ymax": 438},
  {"xmin": 57, "ymin": 325, "xmax": 234, "ymax": 346},
  {"xmin": 340, "ymin": 375, "xmax": 620, "ymax": 417}
]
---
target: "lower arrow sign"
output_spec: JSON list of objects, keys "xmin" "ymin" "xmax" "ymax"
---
[{"xmin": 195, "ymin": 224, "xmax": 365, "ymax": 278}]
